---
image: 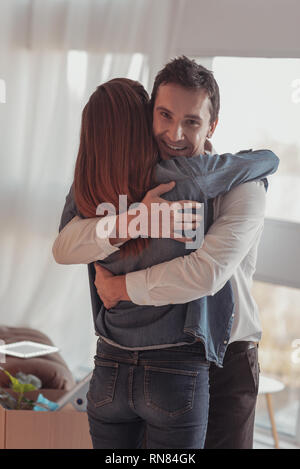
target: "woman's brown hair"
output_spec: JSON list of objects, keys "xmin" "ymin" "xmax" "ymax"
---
[{"xmin": 74, "ymin": 78, "xmax": 158, "ymax": 258}]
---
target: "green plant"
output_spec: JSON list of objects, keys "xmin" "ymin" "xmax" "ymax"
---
[{"xmin": 0, "ymin": 367, "xmax": 37, "ymax": 409}]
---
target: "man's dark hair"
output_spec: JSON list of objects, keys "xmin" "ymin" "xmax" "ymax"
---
[{"xmin": 150, "ymin": 56, "xmax": 220, "ymax": 124}]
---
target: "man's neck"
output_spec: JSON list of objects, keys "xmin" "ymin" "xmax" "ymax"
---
[{"xmin": 204, "ymin": 139, "xmax": 213, "ymax": 154}]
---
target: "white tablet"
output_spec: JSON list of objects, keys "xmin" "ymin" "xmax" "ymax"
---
[{"xmin": 0, "ymin": 341, "xmax": 59, "ymax": 359}]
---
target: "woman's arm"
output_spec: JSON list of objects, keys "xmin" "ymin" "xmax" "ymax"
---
[{"xmin": 165, "ymin": 149, "xmax": 278, "ymax": 198}]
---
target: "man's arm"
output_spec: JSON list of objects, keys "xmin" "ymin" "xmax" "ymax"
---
[
  {"xmin": 53, "ymin": 215, "xmax": 123, "ymax": 264},
  {"xmin": 106, "ymin": 180, "xmax": 266, "ymax": 306},
  {"xmin": 54, "ymin": 183, "xmax": 118, "ymax": 263},
  {"xmin": 53, "ymin": 180, "xmax": 202, "ymax": 265},
  {"xmin": 53, "ymin": 183, "xmax": 129, "ymax": 264},
  {"xmin": 53, "ymin": 150, "xmax": 277, "ymax": 265}
]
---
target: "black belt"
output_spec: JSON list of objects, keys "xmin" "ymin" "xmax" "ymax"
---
[{"xmin": 226, "ymin": 341, "xmax": 258, "ymax": 355}]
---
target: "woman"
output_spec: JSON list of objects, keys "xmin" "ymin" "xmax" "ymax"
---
[{"xmin": 54, "ymin": 78, "xmax": 278, "ymax": 449}]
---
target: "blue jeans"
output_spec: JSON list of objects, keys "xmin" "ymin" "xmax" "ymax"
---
[{"xmin": 86, "ymin": 339, "xmax": 210, "ymax": 449}]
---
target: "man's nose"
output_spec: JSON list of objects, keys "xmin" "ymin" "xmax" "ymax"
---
[{"xmin": 167, "ymin": 123, "xmax": 184, "ymax": 142}]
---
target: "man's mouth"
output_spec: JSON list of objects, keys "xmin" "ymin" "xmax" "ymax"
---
[{"xmin": 162, "ymin": 141, "xmax": 188, "ymax": 152}]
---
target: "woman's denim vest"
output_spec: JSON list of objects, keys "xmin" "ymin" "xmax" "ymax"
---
[{"xmin": 91, "ymin": 150, "xmax": 278, "ymax": 367}]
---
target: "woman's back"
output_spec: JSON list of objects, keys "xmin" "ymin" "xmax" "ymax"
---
[{"xmin": 95, "ymin": 149, "xmax": 277, "ymax": 362}]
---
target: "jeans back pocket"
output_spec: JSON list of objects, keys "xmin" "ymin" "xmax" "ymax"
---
[
  {"xmin": 144, "ymin": 366, "xmax": 198, "ymax": 417},
  {"xmin": 87, "ymin": 359, "xmax": 118, "ymax": 408}
]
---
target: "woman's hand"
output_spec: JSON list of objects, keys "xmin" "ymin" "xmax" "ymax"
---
[{"xmin": 94, "ymin": 263, "xmax": 130, "ymax": 309}]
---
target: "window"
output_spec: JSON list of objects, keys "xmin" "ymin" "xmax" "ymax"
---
[
  {"xmin": 212, "ymin": 57, "xmax": 300, "ymax": 223},
  {"xmin": 252, "ymin": 281, "xmax": 300, "ymax": 441},
  {"xmin": 67, "ymin": 50, "xmax": 88, "ymax": 99},
  {"xmin": 67, "ymin": 51, "xmax": 149, "ymax": 99}
]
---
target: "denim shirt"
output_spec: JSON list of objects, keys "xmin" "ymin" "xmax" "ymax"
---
[{"xmin": 59, "ymin": 149, "xmax": 278, "ymax": 367}]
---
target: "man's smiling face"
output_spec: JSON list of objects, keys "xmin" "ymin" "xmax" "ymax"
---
[{"xmin": 153, "ymin": 83, "xmax": 218, "ymax": 160}]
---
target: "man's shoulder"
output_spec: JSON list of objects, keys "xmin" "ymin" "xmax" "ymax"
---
[
  {"xmin": 218, "ymin": 180, "xmax": 265, "ymax": 201},
  {"xmin": 213, "ymin": 180, "xmax": 266, "ymax": 217}
]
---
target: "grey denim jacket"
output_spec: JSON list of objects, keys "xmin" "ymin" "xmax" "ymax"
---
[{"xmin": 58, "ymin": 149, "xmax": 279, "ymax": 366}]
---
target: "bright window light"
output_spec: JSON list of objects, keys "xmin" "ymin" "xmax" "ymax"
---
[
  {"xmin": 126, "ymin": 53, "xmax": 149, "ymax": 90},
  {"xmin": 127, "ymin": 53, "xmax": 144, "ymax": 80},
  {"xmin": 211, "ymin": 57, "xmax": 300, "ymax": 223},
  {"xmin": 101, "ymin": 54, "xmax": 113, "ymax": 83},
  {"xmin": 0, "ymin": 79, "xmax": 6, "ymax": 103},
  {"xmin": 67, "ymin": 50, "xmax": 87, "ymax": 98}
]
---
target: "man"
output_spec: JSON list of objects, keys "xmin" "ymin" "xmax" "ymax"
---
[{"xmin": 53, "ymin": 56, "xmax": 278, "ymax": 448}]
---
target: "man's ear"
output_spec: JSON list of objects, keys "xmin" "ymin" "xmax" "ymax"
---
[{"xmin": 207, "ymin": 117, "xmax": 218, "ymax": 139}]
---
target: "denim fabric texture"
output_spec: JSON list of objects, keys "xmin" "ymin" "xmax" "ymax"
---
[{"xmin": 86, "ymin": 339, "xmax": 210, "ymax": 449}]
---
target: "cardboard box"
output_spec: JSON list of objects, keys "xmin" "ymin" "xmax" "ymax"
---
[{"xmin": 0, "ymin": 389, "xmax": 92, "ymax": 449}]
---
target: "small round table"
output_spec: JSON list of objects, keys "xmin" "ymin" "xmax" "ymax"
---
[{"xmin": 258, "ymin": 375, "xmax": 285, "ymax": 449}]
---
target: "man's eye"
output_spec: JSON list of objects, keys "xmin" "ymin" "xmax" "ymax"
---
[
  {"xmin": 161, "ymin": 112, "xmax": 171, "ymax": 119},
  {"xmin": 186, "ymin": 120, "xmax": 200, "ymax": 126}
]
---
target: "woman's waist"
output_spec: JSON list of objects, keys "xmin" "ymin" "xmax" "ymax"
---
[
  {"xmin": 95, "ymin": 336, "xmax": 208, "ymax": 366},
  {"xmin": 94, "ymin": 298, "xmax": 220, "ymax": 351},
  {"xmin": 98, "ymin": 238, "xmax": 196, "ymax": 275}
]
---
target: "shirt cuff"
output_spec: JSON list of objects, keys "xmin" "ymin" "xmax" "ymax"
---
[{"xmin": 125, "ymin": 270, "xmax": 153, "ymax": 305}]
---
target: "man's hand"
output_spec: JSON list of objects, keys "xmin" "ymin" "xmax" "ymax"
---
[
  {"xmin": 94, "ymin": 263, "xmax": 130, "ymax": 309},
  {"xmin": 139, "ymin": 182, "xmax": 202, "ymax": 242},
  {"xmin": 100, "ymin": 182, "xmax": 202, "ymax": 246}
]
